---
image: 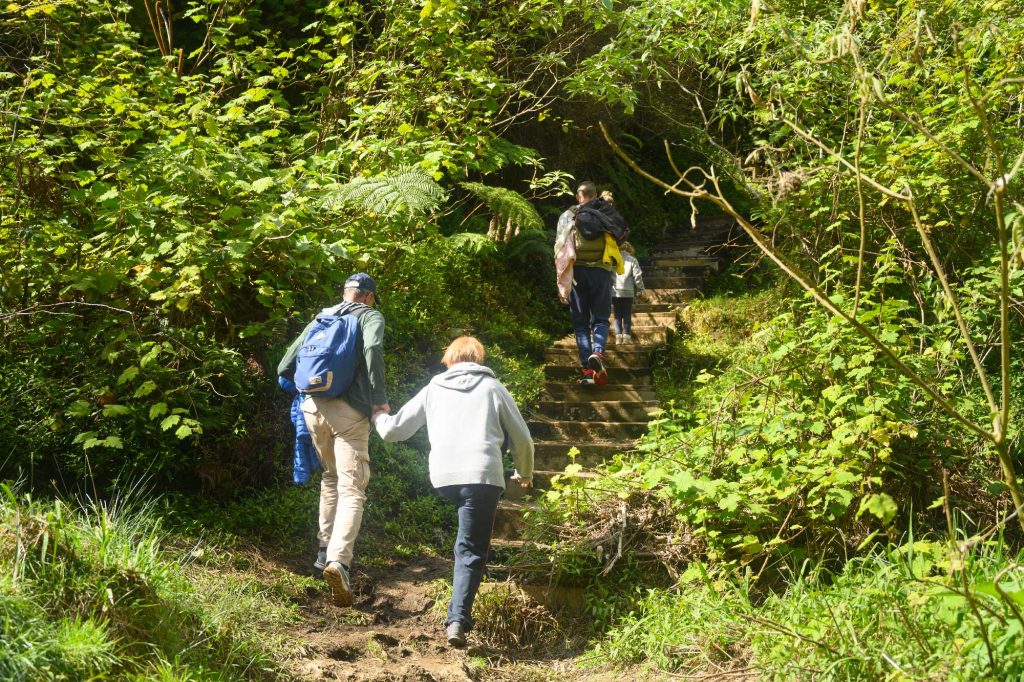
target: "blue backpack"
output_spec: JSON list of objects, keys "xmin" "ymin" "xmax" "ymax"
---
[{"xmin": 293, "ymin": 309, "xmax": 365, "ymax": 398}]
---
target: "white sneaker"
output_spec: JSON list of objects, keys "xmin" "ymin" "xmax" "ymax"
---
[{"xmin": 621, "ymin": 334, "xmax": 632, "ymax": 344}]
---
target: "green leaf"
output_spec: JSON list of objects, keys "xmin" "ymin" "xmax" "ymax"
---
[
  {"xmin": 250, "ymin": 177, "xmax": 275, "ymax": 194},
  {"xmin": 149, "ymin": 402, "xmax": 169, "ymax": 420},
  {"xmin": 858, "ymin": 493, "xmax": 898, "ymax": 524},
  {"xmin": 133, "ymin": 381, "xmax": 158, "ymax": 398},
  {"xmin": 66, "ymin": 400, "xmax": 92, "ymax": 418},
  {"xmin": 117, "ymin": 366, "xmax": 139, "ymax": 385},
  {"xmin": 102, "ymin": 404, "xmax": 131, "ymax": 417},
  {"xmin": 718, "ymin": 493, "xmax": 742, "ymax": 512},
  {"xmin": 175, "ymin": 424, "xmax": 193, "ymax": 439},
  {"xmin": 160, "ymin": 415, "xmax": 181, "ymax": 431}
]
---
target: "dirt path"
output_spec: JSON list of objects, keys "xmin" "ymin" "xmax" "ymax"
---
[
  {"xmin": 279, "ymin": 220, "xmax": 746, "ymax": 681},
  {"xmin": 280, "ymin": 556, "xmax": 610, "ymax": 681}
]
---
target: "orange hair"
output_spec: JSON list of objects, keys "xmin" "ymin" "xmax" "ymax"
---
[{"xmin": 442, "ymin": 336, "xmax": 486, "ymax": 367}]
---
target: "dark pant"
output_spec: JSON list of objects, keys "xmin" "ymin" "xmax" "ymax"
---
[
  {"xmin": 569, "ymin": 265, "xmax": 613, "ymax": 368},
  {"xmin": 437, "ymin": 483, "xmax": 502, "ymax": 630},
  {"xmin": 613, "ymin": 296, "xmax": 634, "ymax": 336}
]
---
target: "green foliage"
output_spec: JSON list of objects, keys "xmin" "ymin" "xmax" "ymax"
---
[
  {"xmin": 461, "ymin": 182, "xmax": 544, "ymax": 233},
  {"xmin": 595, "ymin": 536, "xmax": 1024, "ymax": 680},
  {"xmin": 0, "ymin": 485, "xmax": 297, "ymax": 680},
  {"xmin": 320, "ymin": 171, "xmax": 447, "ymax": 217}
]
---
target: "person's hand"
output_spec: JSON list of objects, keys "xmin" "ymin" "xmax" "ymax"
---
[
  {"xmin": 371, "ymin": 404, "xmax": 390, "ymax": 420},
  {"xmin": 511, "ymin": 472, "xmax": 533, "ymax": 488}
]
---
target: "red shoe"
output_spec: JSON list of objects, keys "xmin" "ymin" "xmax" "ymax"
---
[
  {"xmin": 587, "ymin": 352, "xmax": 608, "ymax": 385},
  {"xmin": 577, "ymin": 368, "xmax": 596, "ymax": 385}
]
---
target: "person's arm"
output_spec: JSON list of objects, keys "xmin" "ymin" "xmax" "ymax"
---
[
  {"xmin": 360, "ymin": 309, "xmax": 388, "ymax": 408},
  {"xmin": 496, "ymin": 383, "xmax": 534, "ymax": 483},
  {"xmin": 276, "ymin": 319, "xmax": 316, "ymax": 378},
  {"xmin": 374, "ymin": 386, "xmax": 428, "ymax": 442},
  {"xmin": 632, "ymin": 258, "xmax": 645, "ymax": 296}
]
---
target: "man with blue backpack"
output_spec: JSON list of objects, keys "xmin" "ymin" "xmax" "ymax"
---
[{"xmin": 277, "ymin": 273, "xmax": 389, "ymax": 607}]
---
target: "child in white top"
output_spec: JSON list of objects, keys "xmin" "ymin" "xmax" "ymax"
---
[{"xmin": 612, "ymin": 241, "xmax": 644, "ymax": 344}]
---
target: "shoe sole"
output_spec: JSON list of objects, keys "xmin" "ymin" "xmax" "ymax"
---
[
  {"xmin": 323, "ymin": 567, "xmax": 354, "ymax": 607},
  {"xmin": 447, "ymin": 636, "xmax": 466, "ymax": 648},
  {"xmin": 588, "ymin": 356, "xmax": 609, "ymax": 385}
]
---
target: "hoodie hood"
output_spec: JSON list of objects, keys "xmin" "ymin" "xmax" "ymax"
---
[{"xmin": 430, "ymin": 362, "xmax": 495, "ymax": 392}]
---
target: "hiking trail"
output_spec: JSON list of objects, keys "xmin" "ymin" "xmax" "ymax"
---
[{"xmin": 282, "ymin": 218, "xmax": 745, "ymax": 681}]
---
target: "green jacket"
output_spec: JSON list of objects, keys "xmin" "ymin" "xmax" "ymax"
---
[{"xmin": 277, "ymin": 302, "xmax": 387, "ymax": 417}]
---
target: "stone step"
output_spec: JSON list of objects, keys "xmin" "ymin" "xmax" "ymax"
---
[
  {"xmin": 632, "ymin": 303, "xmax": 677, "ymax": 313},
  {"xmin": 536, "ymin": 399, "xmax": 660, "ymax": 421},
  {"xmin": 493, "ymin": 499, "xmax": 529, "ymax": 539},
  {"xmin": 638, "ymin": 288, "xmax": 699, "ymax": 304},
  {"xmin": 528, "ymin": 419, "xmax": 649, "ymax": 441},
  {"xmin": 541, "ymin": 382, "xmax": 658, "ymax": 402},
  {"xmin": 543, "ymin": 347, "xmax": 652, "ymax": 368},
  {"xmin": 645, "ymin": 276, "xmax": 704, "ymax": 290},
  {"xmin": 500, "ymin": 468, "xmax": 598, "ymax": 501},
  {"xmin": 534, "ymin": 440, "xmax": 633, "ymax": 469},
  {"xmin": 551, "ymin": 328, "xmax": 670, "ymax": 349},
  {"xmin": 639, "ymin": 256, "xmax": 721, "ymax": 270},
  {"xmin": 544, "ymin": 365, "xmax": 652, "ymax": 384},
  {"xmin": 640, "ymin": 266, "xmax": 707, "ymax": 280},
  {"xmin": 615, "ymin": 310, "xmax": 678, "ymax": 326}
]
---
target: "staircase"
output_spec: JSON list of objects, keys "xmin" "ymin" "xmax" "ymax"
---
[{"xmin": 488, "ymin": 218, "xmax": 746, "ymax": 600}]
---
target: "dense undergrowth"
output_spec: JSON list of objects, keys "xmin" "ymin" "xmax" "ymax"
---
[{"xmin": 0, "ymin": 484, "xmax": 315, "ymax": 681}]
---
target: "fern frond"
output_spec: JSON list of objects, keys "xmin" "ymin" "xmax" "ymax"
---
[
  {"xmin": 447, "ymin": 232, "xmax": 498, "ymax": 255},
  {"xmin": 461, "ymin": 182, "xmax": 543, "ymax": 234},
  {"xmin": 320, "ymin": 171, "xmax": 446, "ymax": 218}
]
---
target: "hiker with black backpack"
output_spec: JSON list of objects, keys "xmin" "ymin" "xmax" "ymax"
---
[
  {"xmin": 277, "ymin": 273, "xmax": 389, "ymax": 607},
  {"xmin": 554, "ymin": 180, "xmax": 629, "ymax": 385}
]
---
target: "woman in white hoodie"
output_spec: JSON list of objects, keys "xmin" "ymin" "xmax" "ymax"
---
[{"xmin": 373, "ymin": 337, "xmax": 534, "ymax": 647}]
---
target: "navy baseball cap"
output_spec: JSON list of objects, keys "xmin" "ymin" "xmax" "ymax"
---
[{"xmin": 344, "ymin": 272, "xmax": 379, "ymax": 301}]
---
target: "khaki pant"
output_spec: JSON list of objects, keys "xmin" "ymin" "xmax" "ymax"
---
[{"xmin": 301, "ymin": 396, "xmax": 371, "ymax": 568}]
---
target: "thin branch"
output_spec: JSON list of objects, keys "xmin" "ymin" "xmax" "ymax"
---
[
  {"xmin": 906, "ymin": 193, "xmax": 999, "ymax": 417},
  {"xmin": 782, "ymin": 119, "xmax": 908, "ymax": 200}
]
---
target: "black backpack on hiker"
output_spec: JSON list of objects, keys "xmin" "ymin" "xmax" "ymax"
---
[{"xmin": 574, "ymin": 197, "xmax": 629, "ymax": 245}]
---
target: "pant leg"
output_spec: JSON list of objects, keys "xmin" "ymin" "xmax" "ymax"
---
[
  {"xmin": 612, "ymin": 297, "xmax": 627, "ymax": 336},
  {"xmin": 620, "ymin": 296, "xmax": 634, "ymax": 335},
  {"xmin": 302, "ymin": 398, "xmax": 337, "ymax": 551},
  {"xmin": 569, "ymin": 278, "xmax": 594, "ymax": 368},
  {"xmin": 588, "ymin": 267, "xmax": 613, "ymax": 355},
  {"xmin": 438, "ymin": 484, "xmax": 502, "ymax": 631},
  {"xmin": 303, "ymin": 397, "xmax": 371, "ymax": 568}
]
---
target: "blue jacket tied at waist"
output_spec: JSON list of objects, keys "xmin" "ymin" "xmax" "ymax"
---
[{"xmin": 278, "ymin": 376, "xmax": 320, "ymax": 484}]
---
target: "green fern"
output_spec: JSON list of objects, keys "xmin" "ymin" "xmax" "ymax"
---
[
  {"xmin": 461, "ymin": 182, "xmax": 543, "ymax": 233},
  {"xmin": 320, "ymin": 171, "xmax": 446, "ymax": 218},
  {"xmin": 446, "ymin": 232, "xmax": 498, "ymax": 255}
]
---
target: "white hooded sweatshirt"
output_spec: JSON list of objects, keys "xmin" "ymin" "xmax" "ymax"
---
[{"xmin": 373, "ymin": 363, "xmax": 534, "ymax": 489}]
